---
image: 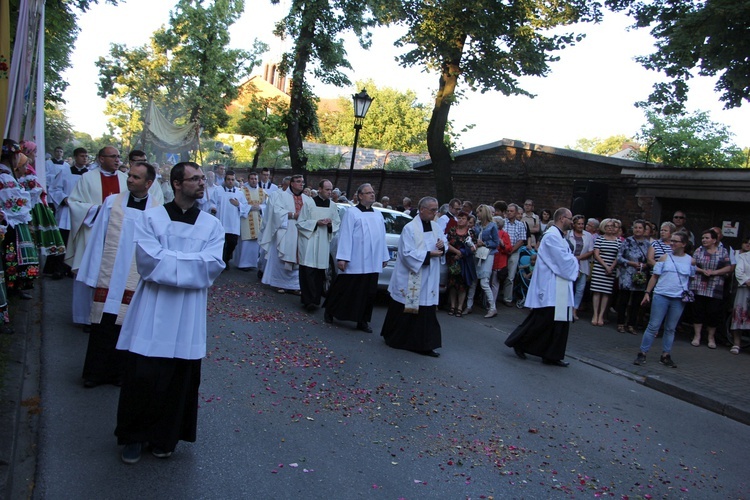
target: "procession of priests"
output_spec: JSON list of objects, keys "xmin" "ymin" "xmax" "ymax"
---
[{"xmin": 43, "ymin": 142, "xmax": 597, "ymax": 469}]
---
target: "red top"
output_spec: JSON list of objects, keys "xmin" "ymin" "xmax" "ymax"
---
[{"xmin": 493, "ymin": 230, "xmax": 512, "ymax": 270}]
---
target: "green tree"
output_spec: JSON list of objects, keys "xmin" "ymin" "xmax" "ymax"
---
[
  {"xmin": 96, "ymin": 0, "xmax": 267, "ymax": 146},
  {"xmin": 6, "ymin": 0, "xmax": 113, "ymax": 104},
  {"xmin": 608, "ymin": 0, "xmax": 750, "ymax": 114},
  {"xmin": 44, "ymin": 104, "xmax": 74, "ymax": 150},
  {"xmin": 234, "ymin": 88, "xmax": 288, "ymax": 169},
  {"xmin": 635, "ymin": 110, "xmax": 745, "ymax": 168},
  {"xmin": 103, "ymin": 89, "xmax": 143, "ymax": 152},
  {"xmin": 569, "ymin": 135, "xmax": 634, "ymax": 156},
  {"xmin": 316, "ymin": 79, "xmax": 429, "ymax": 154},
  {"xmin": 386, "ymin": 0, "xmax": 601, "ymax": 202},
  {"xmin": 272, "ymin": 0, "xmax": 378, "ymax": 175}
]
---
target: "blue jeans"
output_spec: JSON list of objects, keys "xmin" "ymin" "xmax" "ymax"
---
[
  {"xmin": 640, "ymin": 293, "xmax": 685, "ymax": 354},
  {"xmin": 573, "ymin": 273, "xmax": 587, "ymax": 309}
]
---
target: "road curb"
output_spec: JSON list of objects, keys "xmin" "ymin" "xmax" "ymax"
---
[{"xmin": 569, "ymin": 351, "xmax": 750, "ymax": 426}]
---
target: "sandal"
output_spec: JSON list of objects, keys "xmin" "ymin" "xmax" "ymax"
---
[
  {"xmin": 627, "ymin": 326, "xmax": 638, "ymax": 335},
  {"xmin": 447, "ymin": 308, "xmax": 455, "ymax": 316},
  {"xmin": 730, "ymin": 345, "xmax": 740, "ymax": 355},
  {"xmin": 708, "ymin": 341, "xmax": 717, "ymax": 349},
  {"xmin": 617, "ymin": 325, "xmax": 626, "ymax": 333},
  {"xmin": 455, "ymin": 311, "xmax": 462, "ymax": 318},
  {"xmin": 691, "ymin": 339, "xmax": 700, "ymax": 347}
]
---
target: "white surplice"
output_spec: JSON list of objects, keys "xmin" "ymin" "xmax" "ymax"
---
[
  {"xmin": 66, "ymin": 169, "xmax": 164, "ymax": 270},
  {"xmin": 523, "ymin": 226, "xmax": 579, "ymax": 311},
  {"xmin": 336, "ymin": 207, "xmax": 389, "ymax": 274},
  {"xmin": 215, "ymin": 187, "xmax": 249, "ymax": 236},
  {"xmin": 116, "ymin": 204, "xmax": 225, "ymax": 360},
  {"xmin": 49, "ymin": 165, "xmax": 87, "ymax": 230},
  {"xmin": 387, "ymin": 218, "xmax": 446, "ymax": 307},
  {"xmin": 259, "ymin": 189, "xmax": 306, "ymax": 264},
  {"xmin": 233, "ymin": 185, "xmax": 265, "ymax": 268},
  {"xmin": 296, "ymin": 197, "xmax": 340, "ymax": 269},
  {"xmin": 76, "ymin": 192, "xmax": 159, "ymax": 323}
]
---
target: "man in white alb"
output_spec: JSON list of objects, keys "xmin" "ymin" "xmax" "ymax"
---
[
  {"xmin": 296, "ymin": 179, "xmax": 340, "ymax": 311},
  {"xmin": 76, "ymin": 163, "xmax": 161, "ymax": 388},
  {"xmin": 115, "ymin": 162, "xmax": 225, "ymax": 464},
  {"xmin": 233, "ymin": 171, "xmax": 265, "ymax": 271},
  {"xmin": 324, "ymin": 183, "xmax": 389, "ymax": 332}
]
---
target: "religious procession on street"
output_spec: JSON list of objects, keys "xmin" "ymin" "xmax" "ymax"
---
[{"xmin": 1, "ymin": 140, "xmax": 749, "ymax": 470}]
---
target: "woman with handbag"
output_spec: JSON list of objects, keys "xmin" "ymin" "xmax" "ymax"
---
[
  {"xmin": 445, "ymin": 211, "xmax": 476, "ymax": 317},
  {"xmin": 633, "ymin": 231, "xmax": 694, "ymax": 367},
  {"xmin": 615, "ymin": 220, "xmax": 651, "ymax": 334},
  {"xmin": 690, "ymin": 228, "xmax": 732, "ymax": 348},
  {"xmin": 464, "ymin": 205, "xmax": 499, "ymax": 318}
]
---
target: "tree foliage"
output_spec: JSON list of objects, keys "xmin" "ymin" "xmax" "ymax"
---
[
  {"xmin": 96, "ymin": 0, "xmax": 266, "ymax": 144},
  {"xmin": 386, "ymin": 0, "xmax": 602, "ymax": 202},
  {"xmin": 635, "ymin": 110, "xmax": 745, "ymax": 168},
  {"xmin": 569, "ymin": 135, "xmax": 634, "ymax": 156},
  {"xmin": 316, "ymin": 79, "xmax": 429, "ymax": 154},
  {"xmin": 271, "ymin": 0, "xmax": 378, "ymax": 174},
  {"xmin": 44, "ymin": 104, "xmax": 75, "ymax": 149},
  {"xmin": 233, "ymin": 85, "xmax": 288, "ymax": 169},
  {"xmin": 608, "ymin": 0, "xmax": 750, "ymax": 114},
  {"xmin": 7, "ymin": 0, "xmax": 116, "ymax": 104}
]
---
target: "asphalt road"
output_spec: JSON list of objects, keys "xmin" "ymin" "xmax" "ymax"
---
[{"xmin": 33, "ymin": 269, "xmax": 749, "ymax": 499}]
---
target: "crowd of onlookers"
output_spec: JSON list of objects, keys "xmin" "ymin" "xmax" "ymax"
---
[
  {"xmin": 371, "ymin": 195, "xmax": 749, "ymax": 362},
  {"xmin": 2, "ymin": 142, "xmax": 748, "ymax": 362}
]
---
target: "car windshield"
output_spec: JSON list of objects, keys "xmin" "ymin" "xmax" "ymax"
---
[{"xmin": 381, "ymin": 211, "xmax": 410, "ymax": 235}]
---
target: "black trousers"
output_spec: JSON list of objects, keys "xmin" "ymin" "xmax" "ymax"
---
[
  {"xmin": 299, "ymin": 265, "xmax": 325, "ymax": 306},
  {"xmin": 222, "ymin": 233, "xmax": 239, "ymax": 266}
]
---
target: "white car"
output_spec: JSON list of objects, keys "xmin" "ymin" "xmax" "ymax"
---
[{"xmin": 326, "ymin": 204, "xmax": 447, "ymax": 293}]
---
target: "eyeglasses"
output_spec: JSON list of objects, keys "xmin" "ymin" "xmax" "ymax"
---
[
  {"xmin": 182, "ymin": 175, "xmax": 207, "ymax": 183},
  {"xmin": 669, "ymin": 239, "xmax": 683, "ymax": 243},
  {"xmin": 360, "ymin": 191, "xmax": 375, "ymax": 195},
  {"xmin": 673, "ymin": 215, "xmax": 685, "ymax": 219},
  {"xmin": 422, "ymin": 207, "xmax": 438, "ymax": 213},
  {"xmin": 100, "ymin": 154, "xmax": 121, "ymax": 159}
]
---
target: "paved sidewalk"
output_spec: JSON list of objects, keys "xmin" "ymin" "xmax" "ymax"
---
[{"xmin": 474, "ymin": 303, "xmax": 750, "ymax": 426}]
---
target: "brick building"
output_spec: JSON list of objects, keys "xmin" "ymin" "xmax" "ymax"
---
[{"xmin": 259, "ymin": 138, "xmax": 750, "ymax": 246}]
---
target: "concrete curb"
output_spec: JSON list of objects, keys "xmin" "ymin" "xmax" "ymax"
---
[{"xmin": 568, "ymin": 351, "xmax": 750, "ymax": 426}]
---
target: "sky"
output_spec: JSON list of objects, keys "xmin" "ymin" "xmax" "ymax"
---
[{"xmin": 62, "ymin": 1, "xmax": 750, "ymax": 152}]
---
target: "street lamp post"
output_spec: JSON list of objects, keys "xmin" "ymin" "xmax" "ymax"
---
[{"xmin": 345, "ymin": 89, "xmax": 374, "ymax": 200}]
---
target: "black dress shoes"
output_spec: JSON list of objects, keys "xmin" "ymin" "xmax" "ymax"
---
[
  {"xmin": 542, "ymin": 359, "xmax": 569, "ymax": 367},
  {"xmin": 422, "ymin": 350, "xmax": 440, "ymax": 358},
  {"xmin": 356, "ymin": 322, "xmax": 373, "ymax": 333},
  {"xmin": 513, "ymin": 347, "xmax": 527, "ymax": 360},
  {"xmin": 324, "ymin": 311, "xmax": 333, "ymax": 324}
]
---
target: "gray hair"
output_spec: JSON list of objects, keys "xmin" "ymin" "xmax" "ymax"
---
[
  {"xmin": 419, "ymin": 196, "xmax": 439, "ymax": 210},
  {"xmin": 355, "ymin": 183, "xmax": 372, "ymax": 196}
]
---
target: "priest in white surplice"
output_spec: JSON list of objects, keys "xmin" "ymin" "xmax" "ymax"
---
[
  {"xmin": 259, "ymin": 175, "xmax": 305, "ymax": 293},
  {"xmin": 76, "ymin": 163, "xmax": 160, "ymax": 388},
  {"xmin": 215, "ymin": 170, "xmax": 249, "ymax": 268},
  {"xmin": 115, "ymin": 162, "xmax": 225, "ymax": 464},
  {"xmin": 47, "ymin": 147, "xmax": 89, "ymax": 278},
  {"xmin": 381, "ymin": 197, "xmax": 447, "ymax": 357},
  {"xmin": 324, "ymin": 183, "xmax": 389, "ymax": 332},
  {"xmin": 233, "ymin": 171, "xmax": 265, "ymax": 271},
  {"xmin": 65, "ymin": 146, "xmax": 164, "ymax": 325},
  {"xmin": 296, "ymin": 179, "xmax": 340, "ymax": 311},
  {"xmin": 505, "ymin": 208, "xmax": 578, "ymax": 367}
]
